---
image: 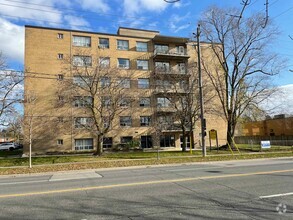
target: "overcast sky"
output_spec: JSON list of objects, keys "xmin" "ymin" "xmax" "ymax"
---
[{"xmin": 0, "ymin": 0, "xmax": 292, "ymax": 87}]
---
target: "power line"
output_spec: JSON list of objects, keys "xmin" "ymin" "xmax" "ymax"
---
[
  {"xmin": 272, "ymin": 5, "xmax": 293, "ymax": 19},
  {"xmin": 0, "ymin": 0, "xmax": 150, "ymax": 21}
]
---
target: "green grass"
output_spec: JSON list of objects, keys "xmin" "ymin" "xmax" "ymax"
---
[
  {"xmin": 0, "ymin": 151, "xmax": 292, "ymax": 175},
  {"xmin": 0, "ymin": 147, "xmax": 292, "ymax": 168}
]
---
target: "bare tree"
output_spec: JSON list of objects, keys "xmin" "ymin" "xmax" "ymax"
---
[
  {"xmin": 61, "ymin": 51, "xmax": 134, "ymax": 155},
  {"xmin": 154, "ymin": 61, "xmax": 214, "ymax": 151},
  {"xmin": 198, "ymin": 6, "xmax": 285, "ymax": 147},
  {"xmin": 0, "ymin": 51, "xmax": 23, "ymax": 126}
]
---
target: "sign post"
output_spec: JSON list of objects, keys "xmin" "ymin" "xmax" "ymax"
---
[{"xmin": 209, "ymin": 129, "xmax": 219, "ymax": 153}]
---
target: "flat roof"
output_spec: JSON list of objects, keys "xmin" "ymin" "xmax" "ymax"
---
[
  {"xmin": 118, "ymin": 26, "xmax": 159, "ymax": 34},
  {"xmin": 24, "ymin": 25, "xmax": 156, "ymax": 39},
  {"xmin": 25, "ymin": 25, "xmax": 192, "ymax": 42}
]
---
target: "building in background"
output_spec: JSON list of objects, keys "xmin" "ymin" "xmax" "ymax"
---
[
  {"xmin": 24, "ymin": 25, "xmax": 226, "ymax": 154},
  {"xmin": 238, "ymin": 114, "xmax": 293, "ymax": 136}
]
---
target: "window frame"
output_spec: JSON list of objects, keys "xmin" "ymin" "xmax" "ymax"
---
[
  {"xmin": 136, "ymin": 41, "xmax": 148, "ymax": 52},
  {"xmin": 117, "ymin": 58, "xmax": 130, "ymax": 69},
  {"xmin": 72, "ymin": 35, "xmax": 91, "ymax": 47},
  {"xmin": 137, "ymin": 60, "xmax": 149, "ymax": 70},
  {"xmin": 139, "ymin": 97, "xmax": 151, "ymax": 107},
  {"xmin": 73, "ymin": 55, "xmax": 92, "ymax": 67},
  {"xmin": 140, "ymin": 116, "xmax": 151, "ymax": 126},
  {"xmin": 117, "ymin": 39, "xmax": 129, "ymax": 50},
  {"xmin": 138, "ymin": 78, "xmax": 150, "ymax": 89},
  {"xmin": 99, "ymin": 38, "xmax": 110, "ymax": 49},
  {"xmin": 120, "ymin": 116, "xmax": 132, "ymax": 127},
  {"xmin": 74, "ymin": 138, "xmax": 93, "ymax": 150}
]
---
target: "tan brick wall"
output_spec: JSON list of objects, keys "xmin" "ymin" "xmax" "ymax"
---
[{"xmin": 24, "ymin": 26, "xmax": 227, "ymax": 154}]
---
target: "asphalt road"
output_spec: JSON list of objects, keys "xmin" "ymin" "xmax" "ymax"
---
[{"xmin": 0, "ymin": 158, "xmax": 292, "ymax": 220}]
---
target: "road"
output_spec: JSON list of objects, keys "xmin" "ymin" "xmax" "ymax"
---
[{"xmin": 0, "ymin": 158, "xmax": 292, "ymax": 219}]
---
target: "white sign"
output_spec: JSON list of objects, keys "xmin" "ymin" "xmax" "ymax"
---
[{"xmin": 261, "ymin": 140, "xmax": 271, "ymax": 149}]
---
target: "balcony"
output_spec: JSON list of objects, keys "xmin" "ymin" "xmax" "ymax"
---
[
  {"xmin": 156, "ymin": 105, "xmax": 176, "ymax": 113},
  {"xmin": 153, "ymin": 67, "xmax": 189, "ymax": 77},
  {"xmin": 153, "ymin": 48, "xmax": 190, "ymax": 60},
  {"xmin": 154, "ymin": 87, "xmax": 187, "ymax": 95}
]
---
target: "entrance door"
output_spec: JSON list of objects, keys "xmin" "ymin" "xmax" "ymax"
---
[
  {"xmin": 180, "ymin": 135, "xmax": 193, "ymax": 149},
  {"xmin": 141, "ymin": 136, "xmax": 153, "ymax": 148}
]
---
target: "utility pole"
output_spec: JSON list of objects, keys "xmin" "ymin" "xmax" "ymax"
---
[{"xmin": 196, "ymin": 24, "xmax": 206, "ymax": 157}]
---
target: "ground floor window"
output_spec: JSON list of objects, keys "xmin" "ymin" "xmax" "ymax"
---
[
  {"xmin": 180, "ymin": 135, "xmax": 194, "ymax": 149},
  {"xmin": 103, "ymin": 137, "xmax": 113, "ymax": 149},
  {"xmin": 160, "ymin": 135, "xmax": 175, "ymax": 147},
  {"xmin": 141, "ymin": 135, "xmax": 153, "ymax": 148},
  {"xmin": 75, "ymin": 138, "xmax": 93, "ymax": 150},
  {"xmin": 121, "ymin": 136, "xmax": 133, "ymax": 145}
]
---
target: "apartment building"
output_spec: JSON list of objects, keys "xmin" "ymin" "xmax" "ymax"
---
[{"xmin": 24, "ymin": 25, "xmax": 227, "ymax": 154}]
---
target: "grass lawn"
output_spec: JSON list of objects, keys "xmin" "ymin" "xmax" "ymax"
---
[
  {"xmin": 0, "ymin": 148, "xmax": 293, "ymax": 167},
  {"xmin": 0, "ymin": 151, "xmax": 292, "ymax": 175}
]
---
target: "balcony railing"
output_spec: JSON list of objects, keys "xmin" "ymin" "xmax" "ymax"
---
[
  {"xmin": 154, "ymin": 69, "xmax": 188, "ymax": 76},
  {"xmin": 154, "ymin": 48, "xmax": 189, "ymax": 58}
]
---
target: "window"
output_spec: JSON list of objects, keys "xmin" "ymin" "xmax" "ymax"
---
[
  {"xmin": 120, "ymin": 116, "xmax": 132, "ymax": 127},
  {"xmin": 155, "ymin": 62, "xmax": 170, "ymax": 72},
  {"xmin": 73, "ymin": 96, "xmax": 93, "ymax": 107},
  {"xmin": 177, "ymin": 45, "xmax": 186, "ymax": 55},
  {"xmin": 136, "ymin": 42, "xmax": 148, "ymax": 52},
  {"xmin": 57, "ymin": 139, "xmax": 63, "ymax": 145},
  {"xmin": 73, "ymin": 56, "xmax": 92, "ymax": 66},
  {"xmin": 179, "ymin": 80, "xmax": 188, "ymax": 90},
  {"xmin": 57, "ymin": 74, "xmax": 64, "ymax": 80},
  {"xmin": 178, "ymin": 63, "xmax": 186, "ymax": 74},
  {"xmin": 139, "ymin": 97, "xmax": 150, "ymax": 107},
  {"xmin": 99, "ymin": 38, "xmax": 109, "ymax": 48},
  {"xmin": 155, "ymin": 44, "xmax": 169, "ymax": 54},
  {"xmin": 103, "ymin": 137, "xmax": 113, "ymax": 149},
  {"xmin": 117, "ymin": 40, "xmax": 129, "ymax": 50},
  {"xmin": 156, "ymin": 80, "xmax": 172, "ymax": 89},
  {"xmin": 157, "ymin": 97, "xmax": 171, "ymax": 107},
  {"xmin": 118, "ymin": 58, "xmax": 130, "ymax": 69},
  {"xmin": 121, "ymin": 136, "xmax": 133, "ymax": 144},
  {"xmin": 141, "ymin": 136, "xmax": 153, "ymax": 148},
  {"xmin": 158, "ymin": 115, "xmax": 172, "ymax": 124},
  {"xmin": 74, "ymin": 117, "xmax": 93, "ymax": 129},
  {"xmin": 75, "ymin": 138, "xmax": 93, "ymax": 150},
  {"xmin": 138, "ymin": 78, "xmax": 149, "ymax": 89},
  {"xmin": 100, "ymin": 77, "xmax": 111, "ymax": 88},
  {"xmin": 57, "ymin": 33, "xmax": 63, "ymax": 39},
  {"xmin": 73, "ymin": 75, "xmax": 92, "ymax": 87},
  {"xmin": 117, "ymin": 77, "xmax": 131, "ymax": 88},
  {"xmin": 101, "ymin": 96, "xmax": 111, "ymax": 107},
  {"xmin": 160, "ymin": 135, "xmax": 175, "ymax": 147},
  {"xmin": 119, "ymin": 97, "xmax": 131, "ymax": 107},
  {"xmin": 137, "ymin": 60, "xmax": 149, "ymax": 70},
  {"xmin": 99, "ymin": 57, "xmax": 110, "ymax": 68},
  {"xmin": 73, "ymin": 36, "xmax": 91, "ymax": 47},
  {"xmin": 58, "ymin": 53, "xmax": 63, "ymax": 59},
  {"xmin": 140, "ymin": 116, "xmax": 151, "ymax": 126}
]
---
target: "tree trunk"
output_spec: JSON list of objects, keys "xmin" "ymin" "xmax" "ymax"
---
[
  {"xmin": 95, "ymin": 134, "xmax": 103, "ymax": 156},
  {"xmin": 182, "ymin": 129, "xmax": 187, "ymax": 152},
  {"xmin": 226, "ymin": 118, "xmax": 235, "ymax": 150}
]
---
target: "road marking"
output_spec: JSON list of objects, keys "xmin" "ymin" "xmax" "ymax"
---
[
  {"xmin": 260, "ymin": 192, "xmax": 293, "ymax": 199},
  {"xmin": 0, "ymin": 169, "xmax": 292, "ymax": 199}
]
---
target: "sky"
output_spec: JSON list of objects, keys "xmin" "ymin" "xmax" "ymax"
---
[{"xmin": 0, "ymin": 0, "xmax": 292, "ymax": 100}]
